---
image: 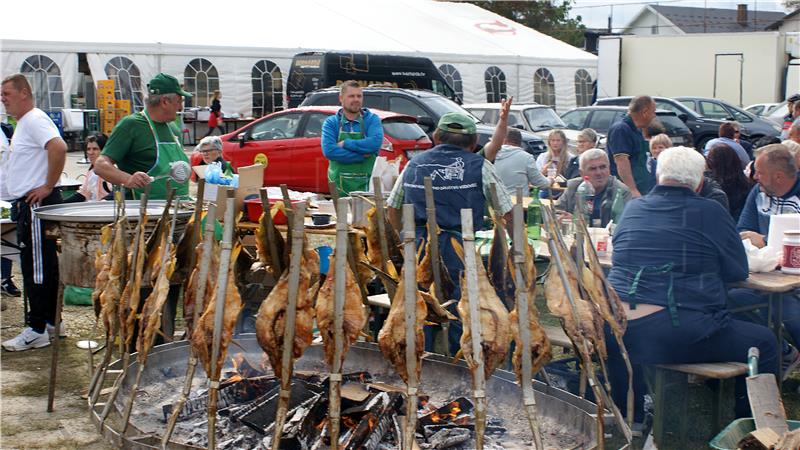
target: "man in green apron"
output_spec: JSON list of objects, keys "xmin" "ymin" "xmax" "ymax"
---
[
  {"xmin": 607, "ymin": 96, "xmax": 657, "ymax": 198},
  {"xmin": 321, "ymin": 80, "xmax": 384, "ymax": 197},
  {"xmin": 94, "ymin": 73, "xmax": 191, "ymax": 200}
]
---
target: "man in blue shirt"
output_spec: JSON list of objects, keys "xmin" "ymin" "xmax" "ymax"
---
[
  {"xmin": 605, "ymin": 146, "xmax": 778, "ymax": 423},
  {"xmin": 731, "ymin": 143, "xmax": 800, "ymax": 378},
  {"xmin": 607, "ymin": 96, "xmax": 656, "ymax": 198},
  {"xmin": 321, "ymin": 80, "xmax": 384, "ymax": 196},
  {"xmin": 703, "ymin": 122, "xmax": 750, "ymax": 169}
]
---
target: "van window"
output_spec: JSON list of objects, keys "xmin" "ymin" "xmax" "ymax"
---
[
  {"xmin": 561, "ymin": 109, "xmax": 590, "ymax": 130},
  {"xmin": 249, "ymin": 112, "xmax": 303, "ymax": 141},
  {"xmin": 699, "ymin": 101, "xmax": 731, "ymax": 120},
  {"xmin": 655, "ymin": 100, "xmax": 685, "ymax": 115},
  {"xmin": 587, "ymin": 110, "xmax": 620, "ymax": 133},
  {"xmin": 389, "ymin": 96, "xmax": 427, "ymax": 118}
]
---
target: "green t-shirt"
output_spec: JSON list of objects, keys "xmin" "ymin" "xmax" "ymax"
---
[{"xmin": 102, "ymin": 112, "xmax": 181, "ymax": 175}]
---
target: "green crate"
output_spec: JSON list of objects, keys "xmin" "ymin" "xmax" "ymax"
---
[{"xmin": 710, "ymin": 418, "xmax": 800, "ymax": 449}]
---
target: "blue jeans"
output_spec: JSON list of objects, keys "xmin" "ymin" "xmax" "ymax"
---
[
  {"xmin": 727, "ymin": 288, "xmax": 800, "ymax": 349},
  {"xmin": 605, "ymin": 308, "xmax": 778, "ymax": 422}
]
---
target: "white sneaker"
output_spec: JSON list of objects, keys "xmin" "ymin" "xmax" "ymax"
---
[
  {"xmin": 46, "ymin": 322, "xmax": 66, "ymax": 339},
  {"xmin": 2, "ymin": 327, "xmax": 50, "ymax": 351}
]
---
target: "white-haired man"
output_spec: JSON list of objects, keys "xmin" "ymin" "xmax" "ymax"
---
[
  {"xmin": 555, "ymin": 148, "xmax": 631, "ymax": 227},
  {"xmin": 604, "ymin": 146, "xmax": 778, "ymax": 425}
]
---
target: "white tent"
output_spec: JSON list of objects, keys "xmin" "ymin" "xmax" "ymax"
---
[{"xmin": 0, "ymin": 0, "xmax": 597, "ymax": 117}]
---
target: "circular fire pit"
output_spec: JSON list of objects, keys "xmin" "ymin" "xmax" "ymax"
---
[{"xmin": 90, "ymin": 338, "xmax": 602, "ymax": 449}]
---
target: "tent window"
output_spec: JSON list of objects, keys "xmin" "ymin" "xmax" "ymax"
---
[
  {"xmin": 574, "ymin": 69, "xmax": 592, "ymax": 107},
  {"xmin": 484, "ymin": 66, "xmax": 506, "ymax": 103},
  {"xmin": 438, "ymin": 64, "xmax": 463, "ymax": 103},
  {"xmin": 533, "ymin": 68, "xmax": 555, "ymax": 107},
  {"xmin": 252, "ymin": 60, "xmax": 284, "ymax": 118},
  {"xmin": 20, "ymin": 55, "xmax": 63, "ymax": 110},
  {"xmin": 184, "ymin": 58, "xmax": 219, "ymax": 108},
  {"xmin": 104, "ymin": 56, "xmax": 144, "ymax": 111}
]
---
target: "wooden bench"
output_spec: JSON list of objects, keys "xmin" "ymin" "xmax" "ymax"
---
[{"xmin": 646, "ymin": 361, "xmax": 747, "ymax": 445}]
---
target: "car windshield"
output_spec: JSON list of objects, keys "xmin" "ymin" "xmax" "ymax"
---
[
  {"xmin": 382, "ymin": 120, "xmax": 427, "ymax": 140},
  {"xmin": 524, "ymin": 107, "xmax": 566, "ymax": 131},
  {"xmin": 422, "ymin": 95, "xmax": 482, "ymax": 122}
]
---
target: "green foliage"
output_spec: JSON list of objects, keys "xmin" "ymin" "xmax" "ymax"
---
[{"xmin": 469, "ymin": 1, "xmax": 587, "ymax": 48}]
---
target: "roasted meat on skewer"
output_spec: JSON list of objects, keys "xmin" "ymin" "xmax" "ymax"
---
[
  {"xmin": 255, "ymin": 243, "xmax": 317, "ymax": 380},
  {"xmin": 487, "ymin": 223, "xmax": 515, "ymax": 310},
  {"xmin": 120, "ymin": 213, "xmax": 148, "ymax": 346},
  {"xmin": 191, "ymin": 245, "xmax": 243, "ymax": 379},
  {"xmin": 255, "ymin": 207, "xmax": 287, "ymax": 273},
  {"xmin": 455, "ymin": 241, "xmax": 512, "ymax": 379},
  {"xmin": 92, "ymin": 224, "xmax": 113, "ymax": 319},
  {"xmin": 508, "ymin": 242, "xmax": 552, "ymax": 381},
  {"xmin": 364, "ymin": 206, "xmax": 403, "ymax": 278},
  {"xmin": 378, "ymin": 269, "xmax": 427, "ymax": 384},
  {"xmin": 99, "ymin": 217, "xmax": 128, "ymax": 337},
  {"xmin": 137, "ymin": 243, "xmax": 177, "ymax": 359},
  {"xmin": 315, "ymin": 257, "xmax": 367, "ymax": 366},
  {"xmin": 183, "ymin": 240, "xmax": 221, "ymax": 335}
]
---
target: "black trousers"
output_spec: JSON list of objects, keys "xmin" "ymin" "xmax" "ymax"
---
[
  {"xmin": 605, "ymin": 308, "xmax": 778, "ymax": 422},
  {"xmin": 12, "ymin": 189, "xmax": 62, "ymax": 333}
]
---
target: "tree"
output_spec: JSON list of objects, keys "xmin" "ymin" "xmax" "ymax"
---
[{"xmin": 469, "ymin": 1, "xmax": 587, "ymax": 48}]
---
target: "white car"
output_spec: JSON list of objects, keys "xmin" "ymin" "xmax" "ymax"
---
[
  {"xmin": 744, "ymin": 103, "xmax": 779, "ymax": 117},
  {"xmin": 463, "ymin": 102, "xmax": 605, "ymax": 150}
]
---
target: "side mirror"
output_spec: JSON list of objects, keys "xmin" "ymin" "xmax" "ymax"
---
[
  {"xmin": 678, "ymin": 113, "xmax": 688, "ymax": 123},
  {"xmin": 417, "ymin": 116, "xmax": 435, "ymax": 131},
  {"xmin": 238, "ymin": 132, "xmax": 247, "ymax": 148}
]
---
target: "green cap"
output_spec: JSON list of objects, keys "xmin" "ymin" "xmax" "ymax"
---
[
  {"xmin": 147, "ymin": 73, "xmax": 192, "ymax": 97},
  {"xmin": 437, "ymin": 112, "xmax": 476, "ymax": 135}
]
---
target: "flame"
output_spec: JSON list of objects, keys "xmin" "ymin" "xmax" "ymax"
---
[
  {"xmin": 427, "ymin": 402, "xmax": 463, "ymax": 424},
  {"xmin": 367, "ymin": 415, "xmax": 377, "ymax": 430},
  {"xmin": 316, "ymin": 418, "xmax": 329, "ymax": 430},
  {"xmin": 342, "ymin": 416, "xmax": 358, "ymax": 429}
]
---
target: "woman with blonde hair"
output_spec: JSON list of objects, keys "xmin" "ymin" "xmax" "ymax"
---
[{"xmin": 536, "ymin": 129, "xmax": 571, "ymax": 177}]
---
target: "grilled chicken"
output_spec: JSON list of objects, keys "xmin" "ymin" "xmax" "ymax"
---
[
  {"xmin": 488, "ymin": 222, "xmax": 516, "ymax": 310},
  {"xmin": 191, "ymin": 245, "xmax": 243, "ymax": 379},
  {"xmin": 99, "ymin": 217, "xmax": 128, "ymax": 337},
  {"xmin": 136, "ymin": 241, "xmax": 176, "ymax": 360},
  {"xmin": 543, "ymin": 237, "xmax": 605, "ymax": 359},
  {"xmin": 92, "ymin": 224, "xmax": 113, "ymax": 319},
  {"xmin": 255, "ymin": 243, "xmax": 317, "ymax": 380},
  {"xmin": 364, "ymin": 206, "xmax": 402, "ymax": 279},
  {"xmin": 120, "ymin": 214, "xmax": 148, "ymax": 347},
  {"xmin": 378, "ymin": 269, "xmax": 427, "ymax": 384},
  {"xmin": 455, "ymin": 241, "xmax": 512, "ymax": 379},
  {"xmin": 508, "ymin": 242, "xmax": 552, "ymax": 381},
  {"xmin": 183, "ymin": 240, "xmax": 221, "ymax": 335},
  {"xmin": 349, "ymin": 231, "xmax": 374, "ymax": 286},
  {"xmin": 315, "ymin": 257, "xmax": 367, "ymax": 366}
]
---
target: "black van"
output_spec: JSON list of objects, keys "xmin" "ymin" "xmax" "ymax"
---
[{"xmin": 286, "ymin": 52, "xmax": 458, "ymax": 108}]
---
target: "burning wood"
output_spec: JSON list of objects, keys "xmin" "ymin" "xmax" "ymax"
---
[{"xmin": 418, "ymin": 397, "xmax": 474, "ymax": 428}]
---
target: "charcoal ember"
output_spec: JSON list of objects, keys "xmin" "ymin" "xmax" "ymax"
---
[
  {"xmin": 423, "ymin": 423, "xmax": 507, "ymax": 437},
  {"xmin": 418, "ymin": 397, "xmax": 474, "ymax": 428},
  {"xmin": 233, "ymin": 379, "xmax": 321, "ymax": 434},
  {"xmin": 421, "ymin": 427, "xmax": 471, "ymax": 449}
]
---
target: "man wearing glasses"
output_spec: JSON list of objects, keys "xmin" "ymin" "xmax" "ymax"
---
[
  {"xmin": 702, "ymin": 121, "xmax": 750, "ymax": 169},
  {"xmin": 95, "ymin": 73, "xmax": 192, "ymax": 200}
]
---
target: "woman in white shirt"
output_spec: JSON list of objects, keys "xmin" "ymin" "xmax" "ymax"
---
[{"xmin": 66, "ymin": 133, "xmax": 111, "ymax": 202}]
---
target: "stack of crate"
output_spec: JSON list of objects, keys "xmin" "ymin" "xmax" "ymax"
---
[
  {"xmin": 115, "ymin": 99, "xmax": 131, "ymax": 122},
  {"xmin": 96, "ymin": 80, "xmax": 116, "ymax": 134}
]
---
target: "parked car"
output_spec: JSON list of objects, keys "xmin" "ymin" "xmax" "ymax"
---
[
  {"xmin": 301, "ymin": 87, "xmax": 547, "ymax": 156},
  {"xmin": 674, "ymin": 96, "xmax": 782, "ymax": 143},
  {"xmin": 560, "ymin": 106, "xmax": 694, "ymax": 148},
  {"xmin": 595, "ymin": 96, "xmax": 725, "ymax": 149},
  {"xmin": 207, "ymin": 106, "xmax": 432, "ymax": 193},
  {"xmin": 765, "ymin": 100, "xmax": 790, "ymax": 126},
  {"xmin": 463, "ymin": 102, "xmax": 606, "ymax": 150},
  {"xmin": 744, "ymin": 103, "xmax": 780, "ymax": 117}
]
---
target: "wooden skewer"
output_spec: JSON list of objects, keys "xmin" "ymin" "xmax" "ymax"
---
[
  {"xmin": 423, "ymin": 177, "xmax": 449, "ymax": 356},
  {"xmin": 512, "ymin": 189, "xmax": 544, "ymax": 450},
  {"xmin": 259, "ymin": 187, "xmax": 282, "ymax": 278},
  {"xmin": 460, "ymin": 209, "xmax": 487, "ymax": 450},
  {"xmin": 162, "ymin": 200, "xmax": 217, "ymax": 449},
  {"xmin": 372, "ymin": 177, "xmax": 396, "ymax": 300},
  {"xmin": 119, "ymin": 187, "xmax": 179, "ymax": 434},
  {"xmin": 328, "ymin": 199, "xmax": 349, "ymax": 449},
  {"xmin": 271, "ymin": 203, "xmax": 307, "ymax": 450},
  {"xmin": 207, "ymin": 189, "xmax": 237, "ymax": 450},
  {"xmin": 401, "ymin": 204, "xmax": 419, "ymax": 450}
]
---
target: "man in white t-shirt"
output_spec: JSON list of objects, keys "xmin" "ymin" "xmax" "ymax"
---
[{"xmin": 1, "ymin": 73, "xmax": 67, "ymax": 351}]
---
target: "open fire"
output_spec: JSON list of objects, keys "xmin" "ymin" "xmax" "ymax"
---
[{"xmin": 161, "ymin": 355, "xmax": 508, "ymax": 449}]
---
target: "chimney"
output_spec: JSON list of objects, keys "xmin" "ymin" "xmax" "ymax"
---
[{"xmin": 737, "ymin": 4, "xmax": 748, "ymax": 26}]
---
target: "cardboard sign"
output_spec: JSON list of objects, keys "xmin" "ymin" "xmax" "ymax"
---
[{"xmin": 196, "ymin": 163, "xmax": 265, "ymax": 218}]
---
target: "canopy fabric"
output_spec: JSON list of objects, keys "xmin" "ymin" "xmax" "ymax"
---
[{"xmin": 0, "ymin": 0, "xmax": 597, "ymax": 116}]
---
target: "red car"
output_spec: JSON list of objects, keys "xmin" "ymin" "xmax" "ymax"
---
[{"xmin": 192, "ymin": 106, "xmax": 432, "ymax": 193}]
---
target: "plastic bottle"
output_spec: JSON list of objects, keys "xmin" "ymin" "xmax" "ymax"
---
[
  {"xmin": 608, "ymin": 187, "xmax": 626, "ymax": 233},
  {"xmin": 527, "ymin": 187, "xmax": 542, "ymax": 240},
  {"xmin": 575, "ymin": 176, "xmax": 596, "ymax": 222}
]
